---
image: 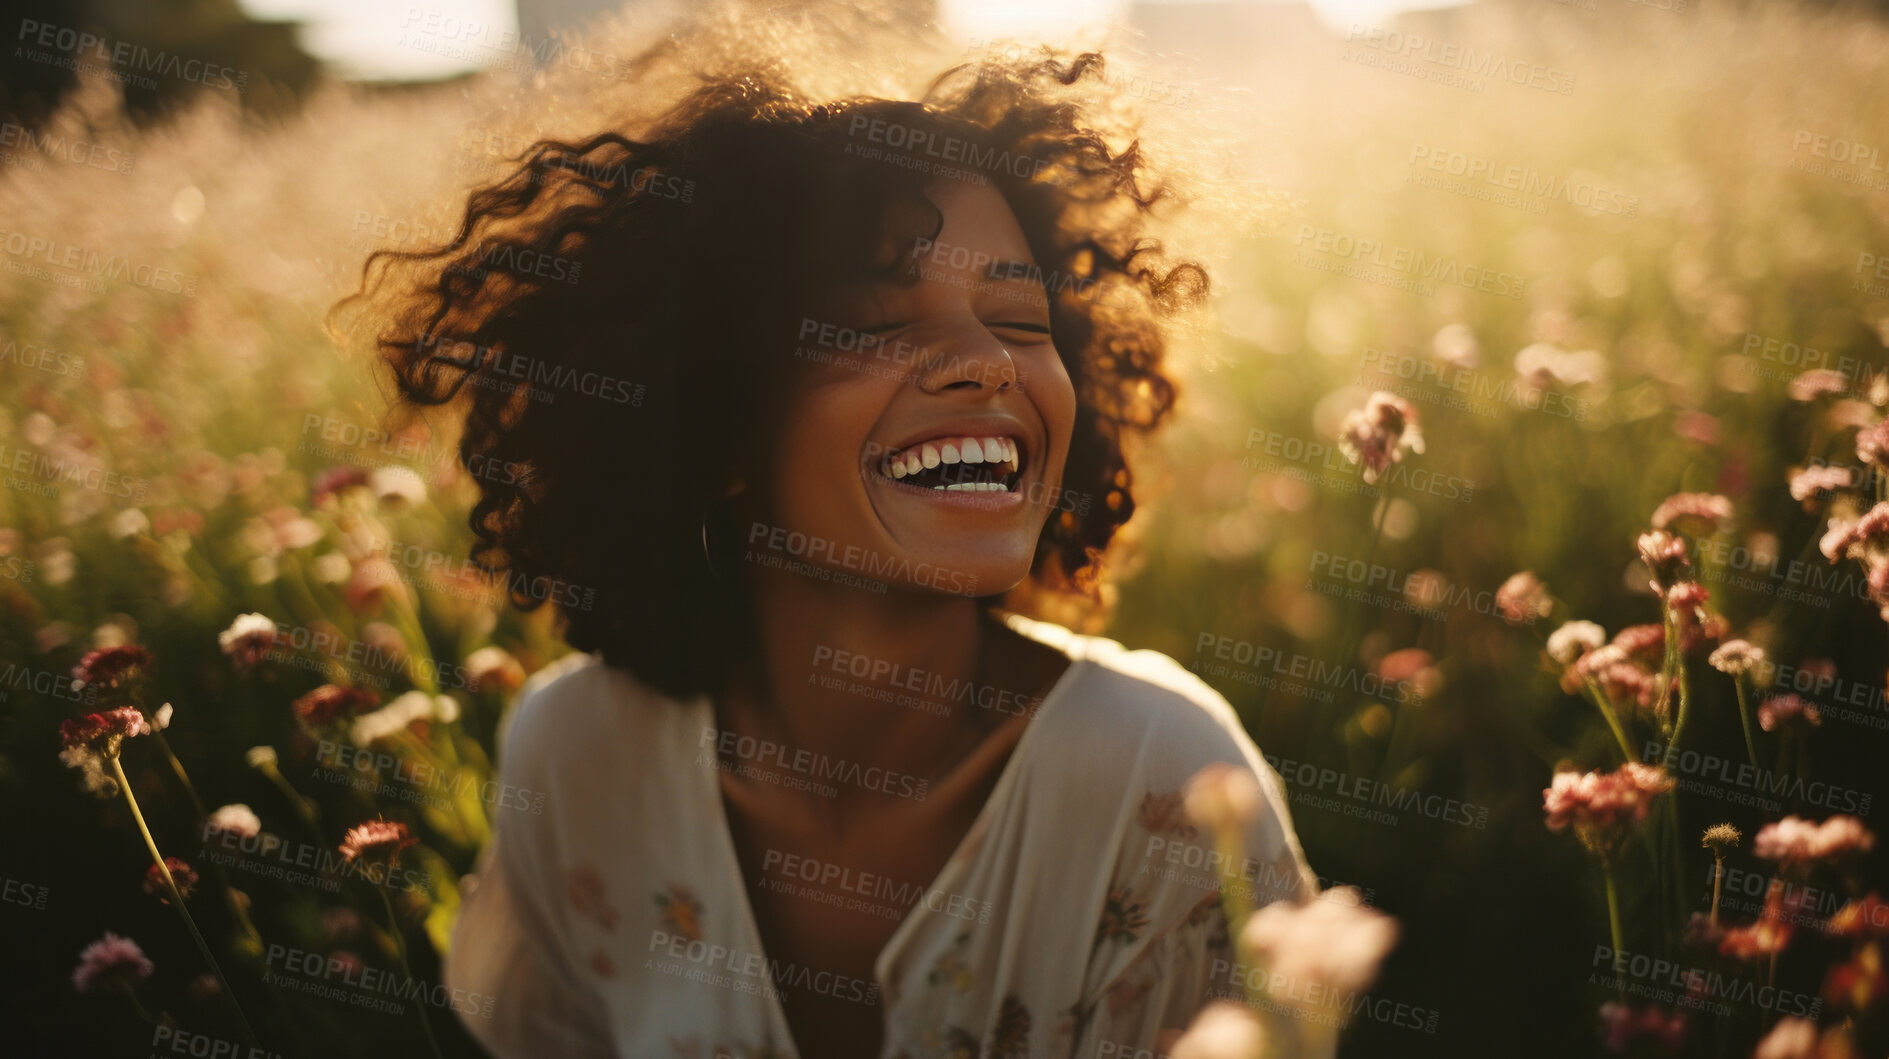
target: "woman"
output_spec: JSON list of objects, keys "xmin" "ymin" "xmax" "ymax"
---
[{"xmin": 343, "ymin": 44, "xmax": 1320, "ymax": 1059}]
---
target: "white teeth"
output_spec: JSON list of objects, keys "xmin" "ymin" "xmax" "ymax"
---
[{"xmin": 878, "ymin": 435, "xmax": 1022, "ymax": 484}]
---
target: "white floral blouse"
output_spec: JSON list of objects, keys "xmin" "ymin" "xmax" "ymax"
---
[{"xmin": 445, "ymin": 613, "xmax": 1325, "ymax": 1058}]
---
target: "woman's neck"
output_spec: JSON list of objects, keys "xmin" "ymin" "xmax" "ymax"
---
[{"xmin": 720, "ymin": 565, "xmax": 1002, "ymax": 790}]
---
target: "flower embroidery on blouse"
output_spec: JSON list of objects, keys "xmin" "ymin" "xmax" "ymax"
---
[
  {"xmin": 666, "ymin": 1037, "xmax": 785, "ymax": 1059},
  {"xmin": 590, "ymin": 949, "xmax": 616, "ymax": 978},
  {"xmin": 564, "ymin": 864, "xmax": 619, "ymax": 931},
  {"xmin": 925, "ymin": 929, "xmax": 976, "ymax": 993},
  {"xmin": 655, "ymin": 883, "xmax": 705, "ymax": 942},
  {"xmin": 1136, "ymin": 789, "xmax": 1198, "ymax": 839},
  {"xmin": 1095, "ymin": 885, "xmax": 1151, "ymax": 947},
  {"xmin": 989, "ymin": 994, "xmax": 1032, "ymax": 1058}
]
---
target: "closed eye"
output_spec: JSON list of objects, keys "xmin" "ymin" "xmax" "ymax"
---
[{"xmin": 989, "ymin": 321, "xmax": 1052, "ymax": 337}]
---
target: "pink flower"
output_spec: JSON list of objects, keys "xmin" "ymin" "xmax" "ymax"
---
[
  {"xmin": 1182, "ymin": 762, "xmax": 1262, "ymax": 836},
  {"xmin": 57, "ymin": 707, "xmax": 151, "ymax": 795},
  {"xmin": 1789, "ymin": 465, "xmax": 1852, "ymax": 505},
  {"xmin": 311, "ymin": 466, "xmax": 370, "ymax": 506},
  {"xmin": 1752, "ymin": 1017, "xmax": 1819, "ymax": 1059},
  {"xmin": 339, "ymin": 819, "xmax": 418, "ymax": 867},
  {"xmin": 1637, "ymin": 531, "xmax": 1691, "ymax": 592},
  {"xmin": 217, "ymin": 613, "xmax": 277, "ymax": 669},
  {"xmin": 1649, "ymin": 493, "xmax": 1732, "ymax": 535},
  {"xmin": 1757, "ymin": 694, "xmax": 1821, "ymax": 732},
  {"xmin": 345, "ymin": 557, "xmax": 409, "ymax": 615},
  {"xmin": 1544, "ymin": 763, "xmax": 1674, "ymax": 856},
  {"xmin": 1787, "ymin": 369, "xmax": 1849, "ymax": 401},
  {"xmin": 71, "ymin": 645, "xmax": 153, "ymax": 691},
  {"xmin": 1707, "ymin": 639, "xmax": 1766, "ymax": 676},
  {"xmin": 1496, "ymin": 571, "xmax": 1551, "ymax": 625},
  {"xmin": 465, "ymin": 646, "xmax": 526, "ymax": 693},
  {"xmin": 71, "ymin": 932, "xmax": 153, "ymax": 994},
  {"xmin": 1858, "ymin": 417, "xmax": 1889, "ymax": 466},
  {"xmin": 204, "ymin": 803, "xmax": 261, "ymax": 840},
  {"xmin": 1611, "ymin": 625, "xmax": 1666, "ymax": 665},
  {"xmin": 1338, "ymin": 391, "xmax": 1424, "ymax": 484},
  {"xmin": 1169, "ymin": 1001, "xmax": 1268, "ymax": 1059},
  {"xmin": 1599, "ymin": 1001, "xmax": 1686, "ymax": 1054},
  {"xmin": 291, "ymin": 684, "xmax": 379, "ymax": 727},
  {"xmin": 1238, "ymin": 887, "xmax": 1399, "ymax": 997},
  {"xmin": 1665, "ymin": 582, "xmax": 1709, "ymax": 613},
  {"xmin": 1719, "ymin": 916, "xmax": 1792, "ymax": 961},
  {"xmin": 1547, "ymin": 621, "xmax": 1606, "ymax": 665},
  {"xmin": 1822, "ymin": 502, "xmax": 1889, "ymax": 562},
  {"xmin": 1753, "ymin": 815, "xmax": 1875, "ymax": 867},
  {"xmin": 58, "ymin": 707, "xmax": 151, "ymax": 752},
  {"xmin": 142, "ymin": 857, "xmax": 198, "ymax": 903}
]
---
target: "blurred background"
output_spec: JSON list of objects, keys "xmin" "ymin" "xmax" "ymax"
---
[{"xmin": 2, "ymin": 0, "xmax": 1887, "ymax": 1055}]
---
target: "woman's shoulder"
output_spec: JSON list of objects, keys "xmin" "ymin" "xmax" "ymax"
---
[
  {"xmin": 494, "ymin": 650, "xmax": 691, "ymax": 780},
  {"xmin": 1008, "ymin": 615, "xmax": 1269, "ymax": 786}
]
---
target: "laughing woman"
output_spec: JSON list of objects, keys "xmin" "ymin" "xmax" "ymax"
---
[{"xmin": 340, "ymin": 48, "xmax": 1323, "ymax": 1059}]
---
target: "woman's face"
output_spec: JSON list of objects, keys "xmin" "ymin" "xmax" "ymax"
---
[{"xmin": 755, "ymin": 179, "xmax": 1079, "ymax": 598}]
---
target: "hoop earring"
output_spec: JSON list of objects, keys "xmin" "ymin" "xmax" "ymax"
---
[{"xmin": 699, "ymin": 502, "xmax": 723, "ymax": 580}]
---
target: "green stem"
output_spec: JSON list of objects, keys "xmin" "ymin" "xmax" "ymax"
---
[
  {"xmin": 1603, "ymin": 863, "xmax": 1626, "ymax": 1003},
  {"xmin": 110, "ymin": 756, "xmax": 258, "ymax": 1047},
  {"xmin": 1732, "ymin": 680, "xmax": 1761, "ymax": 772},
  {"xmin": 1710, "ymin": 856, "xmax": 1724, "ymax": 929},
  {"xmin": 1581, "ymin": 679, "xmax": 1637, "ymax": 763},
  {"xmin": 378, "ymin": 888, "xmax": 445, "ymax": 1059}
]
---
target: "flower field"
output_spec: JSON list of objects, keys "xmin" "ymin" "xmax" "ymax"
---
[{"xmin": 2, "ymin": 1, "xmax": 1888, "ymax": 1055}]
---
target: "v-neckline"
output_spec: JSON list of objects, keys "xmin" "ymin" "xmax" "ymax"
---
[{"xmin": 691, "ymin": 618, "xmax": 1090, "ymax": 1058}]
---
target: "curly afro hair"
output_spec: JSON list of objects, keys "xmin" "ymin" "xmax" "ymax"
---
[{"xmin": 333, "ymin": 48, "xmax": 1205, "ymax": 702}]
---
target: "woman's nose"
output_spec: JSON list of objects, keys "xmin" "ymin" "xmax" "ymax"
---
[{"xmin": 915, "ymin": 328, "xmax": 1018, "ymax": 394}]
